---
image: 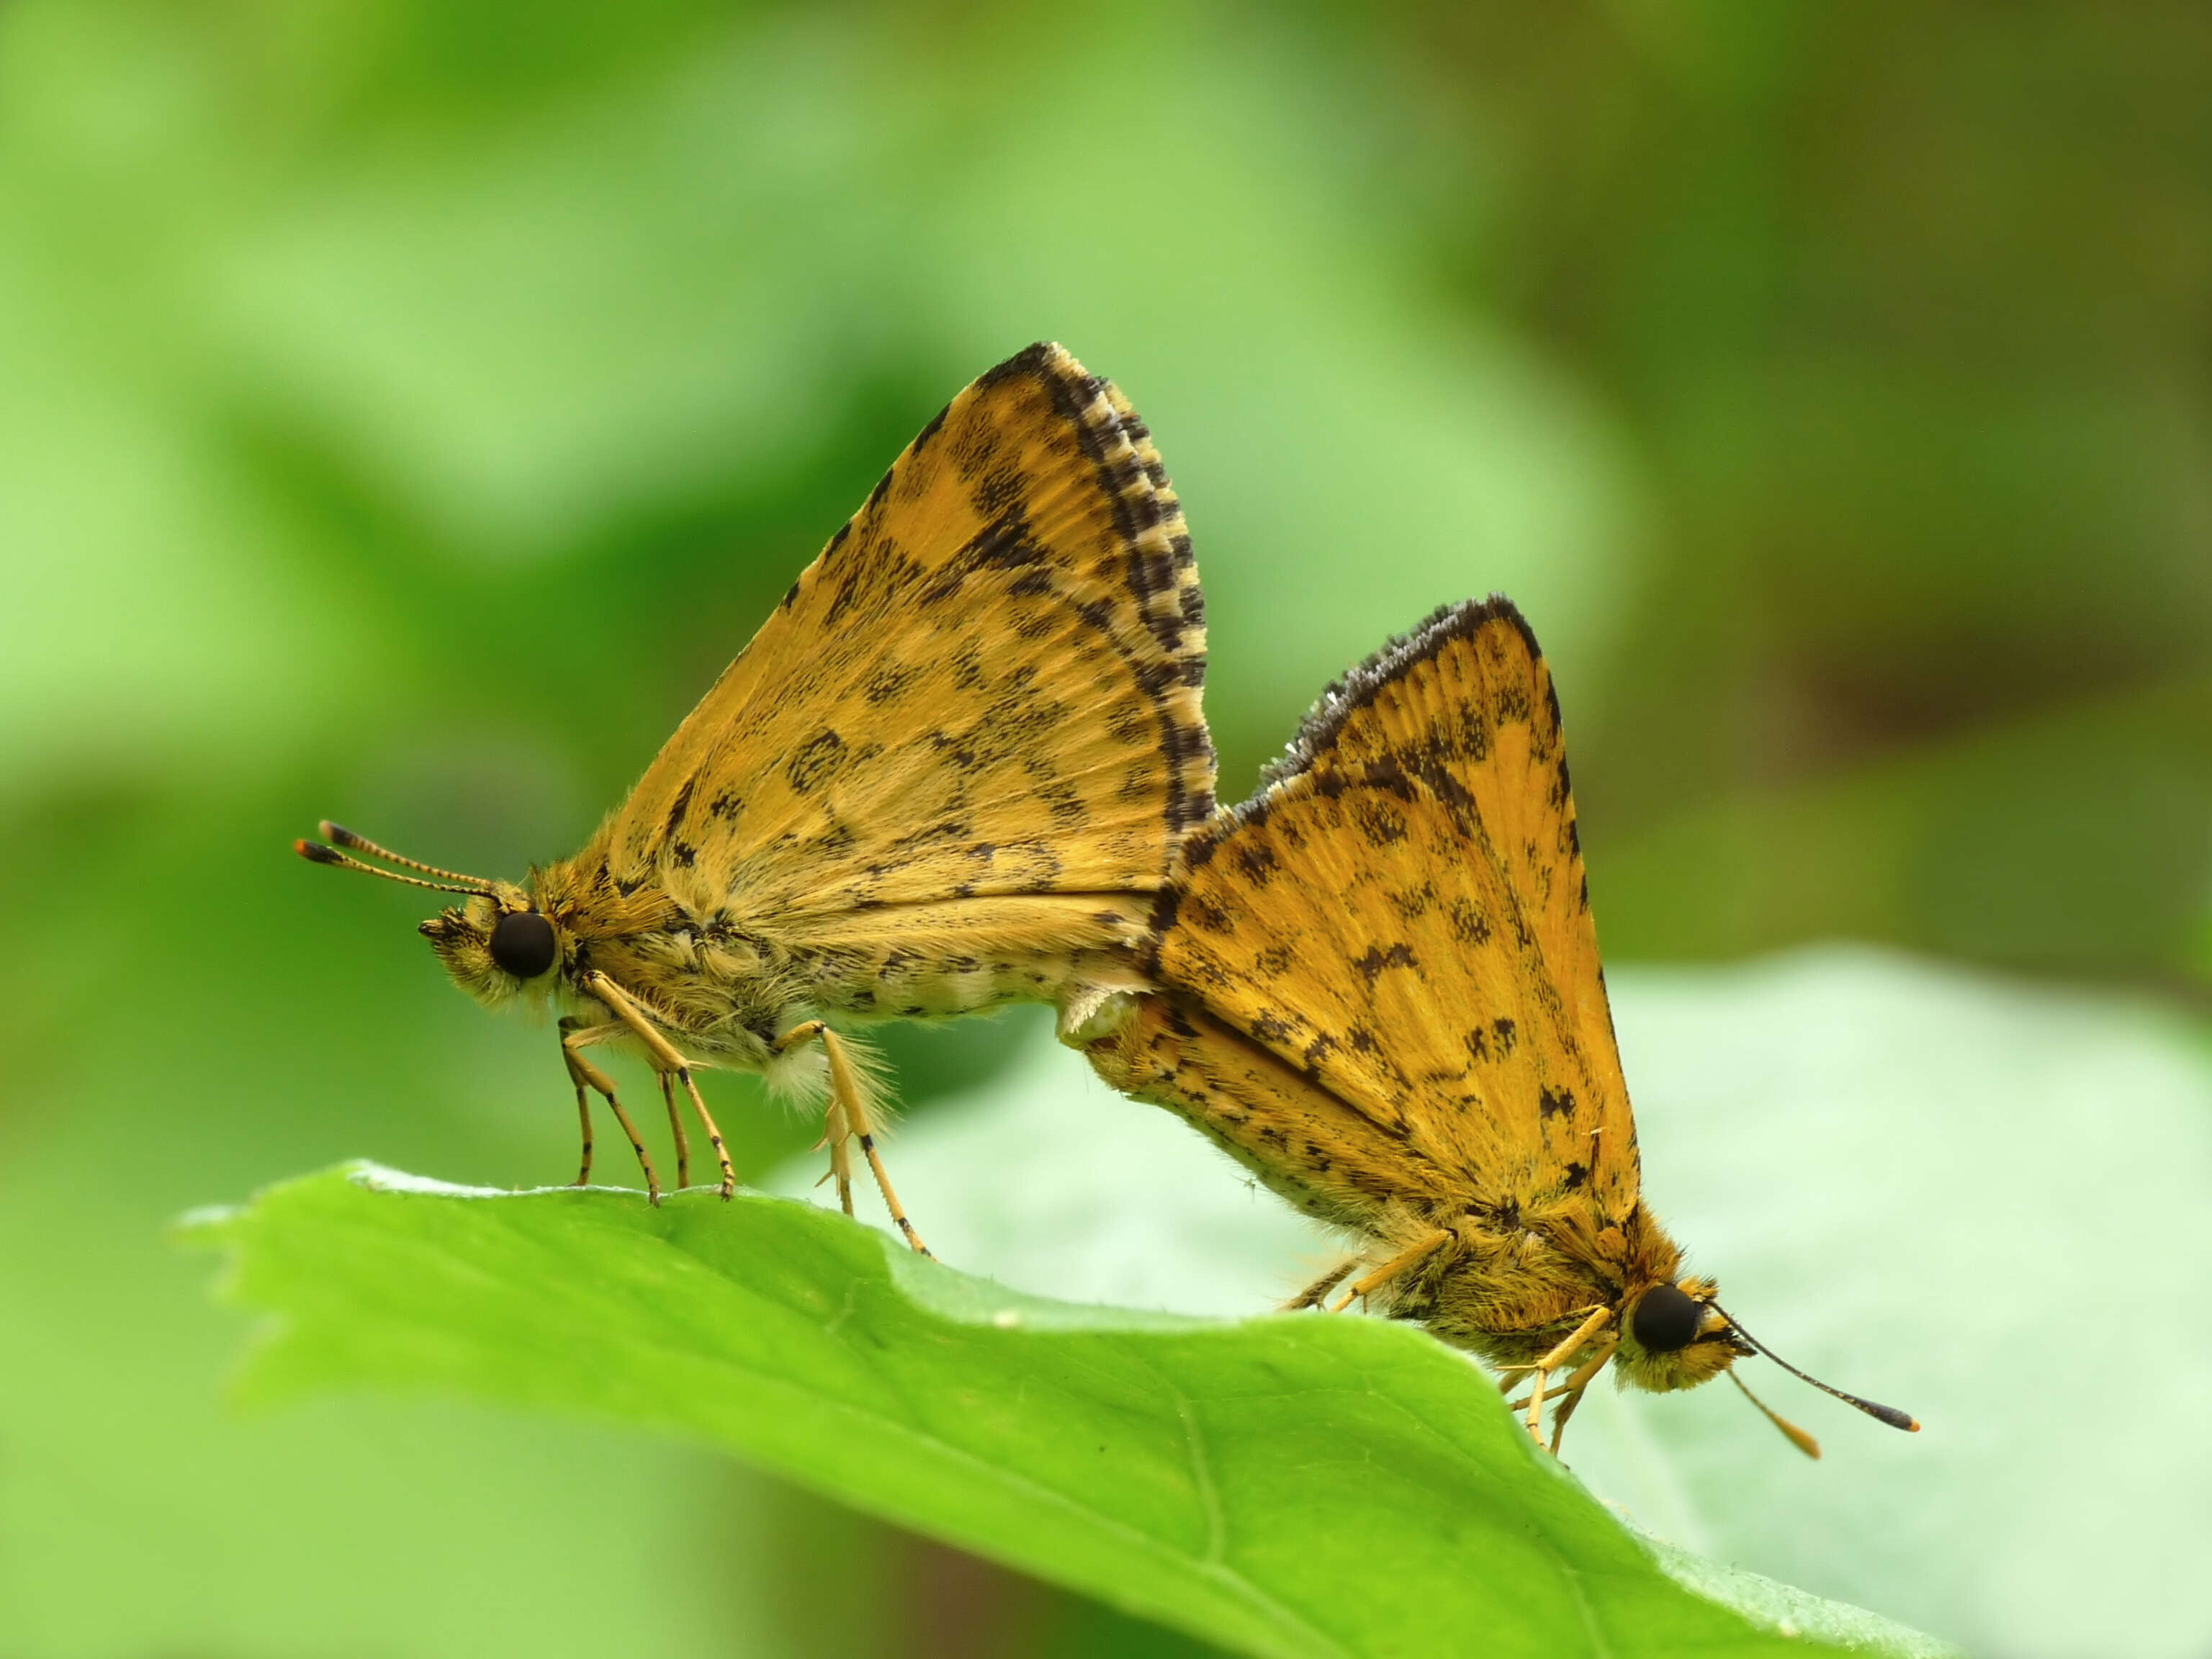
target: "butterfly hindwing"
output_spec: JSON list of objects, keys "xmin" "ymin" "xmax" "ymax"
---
[{"xmin": 1093, "ymin": 989, "xmax": 1462, "ymax": 1234}]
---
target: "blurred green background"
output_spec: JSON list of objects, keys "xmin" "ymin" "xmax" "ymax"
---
[{"xmin": 3, "ymin": 1, "xmax": 2208, "ymax": 1655}]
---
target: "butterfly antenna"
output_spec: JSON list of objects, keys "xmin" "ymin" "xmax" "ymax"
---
[
  {"xmin": 294, "ymin": 837, "xmax": 494, "ymax": 897},
  {"xmin": 315, "ymin": 822, "xmax": 498, "ymax": 886},
  {"xmin": 1728, "ymin": 1369, "xmax": 1822, "ymax": 1460},
  {"xmin": 1713, "ymin": 1302, "xmax": 1921, "ymax": 1434}
]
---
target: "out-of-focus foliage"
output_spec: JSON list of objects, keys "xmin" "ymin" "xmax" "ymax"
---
[{"xmin": 2, "ymin": 1, "xmax": 2207, "ymax": 1655}]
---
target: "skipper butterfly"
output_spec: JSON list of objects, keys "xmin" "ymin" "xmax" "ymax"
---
[
  {"xmin": 301, "ymin": 343, "xmax": 1213, "ymax": 1250},
  {"xmin": 1082, "ymin": 598, "xmax": 1916, "ymax": 1453}
]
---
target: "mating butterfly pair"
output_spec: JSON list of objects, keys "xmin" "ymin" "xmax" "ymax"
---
[{"xmin": 301, "ymin": 344, "xmax": 1913, "ymax": 1453}]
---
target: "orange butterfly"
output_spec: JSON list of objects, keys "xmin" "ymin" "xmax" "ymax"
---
[
  {"xmin": 301, "ymin": 343, "xmax": 1213, "ymax": 1249},
  {"xmin": 1082, "ymin": 598, "xmax": 1917, "ymax": 1452}
]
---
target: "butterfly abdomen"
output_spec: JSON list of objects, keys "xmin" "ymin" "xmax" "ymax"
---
[
  {"xmin": 1380, "ymin": 1229, "xmax": 1616, "ymax": 1364},
  {"xmin": 801, "ymin": 897, "xmax": 1154, "ymax": 1022}
]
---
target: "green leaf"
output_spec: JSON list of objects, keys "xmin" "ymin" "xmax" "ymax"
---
[{"xmin": 184, "ymin": 1165, "xmax": 1954, "ymax": 1659}]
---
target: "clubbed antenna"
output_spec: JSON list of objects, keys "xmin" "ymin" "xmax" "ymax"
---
[
  {"xmin": 318, "ymin": 822, "xmax": 496, "ymax": 887},
  {"xmin": 1729, "ymin": 1369, "xmax": 1822, "ymax": 1459},
  {"xmin": 295, "ymin": 832, "xmax": 495, "ymax": 897},
  {"xmin": 1714, "ymin": 1302, "xmax": 1922, "ymax": 1436}
]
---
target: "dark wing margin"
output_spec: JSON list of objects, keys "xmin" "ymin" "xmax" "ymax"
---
[
  {"xmin": 1259, "ymin": 595, "xmax": 1539, "ymax": 791},
  {"xmin": 974, "ymin": 343, "xmax": 1215, "ymax": 832}
]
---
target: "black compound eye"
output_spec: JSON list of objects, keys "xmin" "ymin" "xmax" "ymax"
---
[
  {"xmin": 1630, "ymin": 1283, "xmax": 1704, "ymax": 1353},
  {"xmin": 488, "ymin": 910, "xmax": 557, "ymax": 979}
]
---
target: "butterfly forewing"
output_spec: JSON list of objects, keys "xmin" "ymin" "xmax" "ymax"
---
[
  {"xmin": 1141, "ymin": 598, "xmax": 1639, "ymax": 1223},
  {"xmin": 580, "ymin": 344, "xmax": 1213, "ymax": 999}
]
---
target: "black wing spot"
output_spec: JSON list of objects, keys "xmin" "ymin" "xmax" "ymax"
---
[
  {"xmin": 1186, "ymin": 896, "xmax": 1232, "ymax": 933},
  {"xmin": 1446, "ymin": 898, "xmax": 1491, "ymax": 945},
  {"xmin": 1353, "ymin": 943, "xmax": 1417, "ymax": 982},
  {"xmin": 1233, "ymin": 844, "xmax": 1278, "ymax": 886},
  {"xmin": 786, "ymin": 729, "xmax": 848, "ymax": 794},
  {"xmin": 660, "ymin": 777, "xmax": 696, "ymax": 842},
  {"xmin": 1352, "ymin": 799, "xmax": 1407, "ymax": 846}
]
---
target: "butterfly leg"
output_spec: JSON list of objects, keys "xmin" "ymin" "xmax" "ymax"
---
[
  {"xmin": 559, "ymin": 1017, "xmax": 662, "ymax": 1205},
  {"xmin": 1325, "ymin": 1229, "xmax": 1452, "ymax": 1313},
  {"xmin": 1544, "ymin": 1335, "xmax": 1619, "ymax": 1455},
  {"xmin": 657, "ymin": 1073, "xmax": 693, "ymax": 1191},
  {"xmin": 774, "ymin": 1020, "xmax": 931, "ymax": 1258},
  {"xmin": 1285, "ymin": 1260, "xmax": 1357, "ymax": 1311},
  {"xmin": 583, "ymin": 971, "xmax": 736, "ymax": 1198},
  {"xmin": 770, "ymin": 1020, "xmax": 855, "ymax": 1213},
  {"xmin": 811, "ymin": 1079, "xmax": 858, "ymax": 1218},
  {"xmin": 568, "ymin": 1053, "xmax": 593, "ymax": 1186},
  {"xmin": 1524, "ymin": 1305, "xmax": 1614, "ymax": 1445},
  {"xmin": 1504, "ymin": 1321, "xmax": 1614, "ymax": 1403}
]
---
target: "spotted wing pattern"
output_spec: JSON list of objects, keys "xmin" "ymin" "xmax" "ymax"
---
[
  {"xmin": 575, "ymin": 344, "xmax": 1212, "ymax": 989},
  {"xmin": 1111, "ymin": 598, "xmax": 1638, "ymax": 1227}
]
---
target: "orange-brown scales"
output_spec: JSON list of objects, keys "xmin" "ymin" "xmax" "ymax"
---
[
  {"xmin": 302, "ymin": 343, "xmax": 1213, "ymax": 1248},
  {"xmin": 1083, "ymin": 598, "xmax": 1915, "ymax": 1453}
]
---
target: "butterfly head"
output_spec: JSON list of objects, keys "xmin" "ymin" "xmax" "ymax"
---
[
  {"xmin": 295, "ymin": 821, "xmax": 565, "ymax": 1008},
  {"xmin": 1612, "ymin": 1279, "xmax": 1921, "ymax": 1457},
  {"xmin": 1614, "ymin": 1277, "xmax": 1745, "ymax": 1394},
  {"xmin": 418, "ymin": 889, "xmax": 566, "ymax": 1008}
]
